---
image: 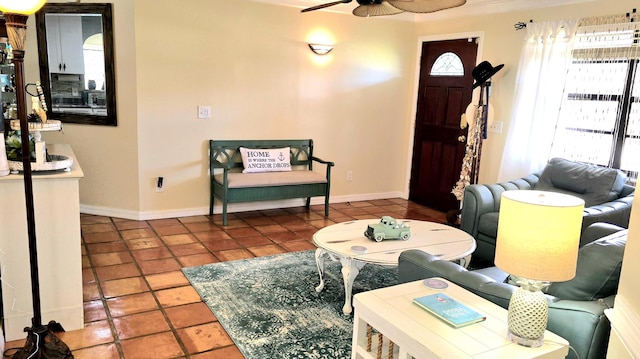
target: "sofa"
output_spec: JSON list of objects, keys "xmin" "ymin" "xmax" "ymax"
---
[
  {"xmin": 460, "ymin": 157, "xmax": 634, "ymax": 263},
  {"xmin": 398, "ymin": 222, "xmax": 627, "ymax": 359}
]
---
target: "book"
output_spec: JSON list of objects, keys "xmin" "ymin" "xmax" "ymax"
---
[{"xmin": 413, "ymin": 293, "xmax": 486, "ymax": 328}]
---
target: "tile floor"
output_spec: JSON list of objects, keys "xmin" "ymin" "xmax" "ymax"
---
[{"xmin": 5, "ymin": 199, "xmax": 447, "ymax": 359}]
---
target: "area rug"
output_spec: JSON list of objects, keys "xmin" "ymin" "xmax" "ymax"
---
[{"xmin": 182, "ymin": 250, "xmax": 397, "ymax": 359}]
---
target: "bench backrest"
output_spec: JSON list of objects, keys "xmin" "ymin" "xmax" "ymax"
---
[{"xmin": 210, "ymin": 139, "xmax": 315, "ymax": 170}]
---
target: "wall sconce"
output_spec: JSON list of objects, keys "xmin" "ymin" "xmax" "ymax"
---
[{"xmin": 308, "ymin": 43, "xmax": 333, "ymax": 55}]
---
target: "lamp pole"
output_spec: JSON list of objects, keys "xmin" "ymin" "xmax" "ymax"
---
[
  {"xmin": 1, "ymin": 1, "xmax": 73, "ymax": 357},
  {"xmin": 4, "ymin": 12, "xmax": 42, "ymax": 328}
]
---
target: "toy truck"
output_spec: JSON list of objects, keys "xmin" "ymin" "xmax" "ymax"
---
[{"xmin": 364, "ymin": 216, "xmax": 411, "ymax": 242}]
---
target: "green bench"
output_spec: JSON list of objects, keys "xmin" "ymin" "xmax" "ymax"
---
[{"xmin": 209, "ymin": 139, "xmax": 334, "ymax": 225}]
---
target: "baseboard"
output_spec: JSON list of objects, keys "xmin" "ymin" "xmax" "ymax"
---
[{"xmin": 79, "ymin": 192, "xmax": 405, "ymax": 221}]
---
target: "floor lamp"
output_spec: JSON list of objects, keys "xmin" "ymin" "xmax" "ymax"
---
[{"xmin": 0, "ymin": 1, "xmax": 73, "ymax": 358}]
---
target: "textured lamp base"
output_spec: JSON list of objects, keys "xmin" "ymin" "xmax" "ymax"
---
[{"xmin": 507, "ymin": 285, "xmax": 548, "ymax": 348}]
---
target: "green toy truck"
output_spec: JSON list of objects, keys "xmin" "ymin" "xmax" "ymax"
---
[{"xmin": 364, "ymin": 216, "xmax": 411, "ymax": 242}]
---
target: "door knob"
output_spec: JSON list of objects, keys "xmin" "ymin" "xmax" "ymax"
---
[{"xmin": 458, "ymin": 135, "xmax": 466, "ymax": 142}]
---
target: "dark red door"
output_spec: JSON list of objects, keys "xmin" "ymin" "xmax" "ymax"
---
[{"xmin": 409, "ymin": 39, "xmax": 478, "ymax": 212}]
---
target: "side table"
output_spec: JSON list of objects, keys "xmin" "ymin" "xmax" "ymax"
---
[{"xmin": 351, "ymin": 279, "xmax": 569, "ymax": 359}]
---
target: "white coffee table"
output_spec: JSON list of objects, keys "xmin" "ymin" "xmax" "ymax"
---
[
  {"xmin": 313, "ymin": 219, "xmax": 476, "ymax": 314},
  {"xmin": 351, "ymin": 279, "xmax": 569, "ymax": 358}
]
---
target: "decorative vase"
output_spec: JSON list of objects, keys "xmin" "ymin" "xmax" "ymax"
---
[{"xmin": 0, "ymin": 132, "xmax": 9, "ymax": 176}]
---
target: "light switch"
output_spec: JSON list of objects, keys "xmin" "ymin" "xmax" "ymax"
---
[{"xmin": 198, "ymin": 106, "xmax": 211, "ymax": 119}]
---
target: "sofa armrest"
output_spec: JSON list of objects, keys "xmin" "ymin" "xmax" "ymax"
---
[
  {"xmin": 547, "ymin": 297, "xmax": 613, "ymax": 359},
  {"xmin": 459, "ymin": 173, "xmax": 540, "ymax": 238},
  {"xmin": 581, "ymin": 194, "xmax": 634, "ymax": 232},
  {"xmin": 460, "ymin": 185, "xmax": 501, "ymax": 238},
  {"xmin": 580, "ymin": 222, "xmax": 626, "ymax": 247},
  {"xmin": 398, "ymin": 250, "xmax": 515, "ymax": 309}
]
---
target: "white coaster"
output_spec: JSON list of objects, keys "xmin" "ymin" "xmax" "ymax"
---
[
  {"xmin": 423, "ymin": 278, "xmax": 448, "ymax": 289},
  {"xmin": 351, "ymin": 245, "xmax": 368, "ymax": 254}
]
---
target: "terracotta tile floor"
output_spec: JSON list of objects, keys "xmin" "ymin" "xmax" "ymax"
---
[{"xmin": 5, "ymin": 199, "xmax": 446, "ymax": 358}]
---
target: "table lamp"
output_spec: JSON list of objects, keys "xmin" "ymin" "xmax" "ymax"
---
[{"xmin": 495, "ymin": 190, "xmax": 584, "ymax": 347}]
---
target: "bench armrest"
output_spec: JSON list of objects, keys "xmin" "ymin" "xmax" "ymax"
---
[
  {"xmin": 311, "ymin": 156, "xmax": 334, "ymax": 179},
  {"xmin": 311, "ymin": 156, "xmax": 334, "ymax": 167}
]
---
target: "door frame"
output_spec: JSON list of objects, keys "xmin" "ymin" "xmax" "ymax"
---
[{"xmin": 402, "ymin": 31, "xmax": 485, "ymax": 199}]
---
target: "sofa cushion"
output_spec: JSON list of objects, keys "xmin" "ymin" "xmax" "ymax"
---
[
  {"xmin": 545, "ymin": 230, "xmax": 627, "ymax": 301},
  {"xmin": 214, "ymin": 170, "xmax": 327, "ymax": 188},
  {"xmin": 534, "ymin": 158, "xmax": 626, "ymax": 207}
]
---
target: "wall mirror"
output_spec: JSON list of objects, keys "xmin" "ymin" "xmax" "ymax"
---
[{"xmin": 35, "ymin": 3, "xmax": 116, "ymax": 126}]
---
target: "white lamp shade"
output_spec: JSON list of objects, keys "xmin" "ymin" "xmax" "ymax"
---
[
  {"xmin": 495, "ymin": 190, "xmax": 584, "ymax": 282},
  {"xmin": 0, "ymin": 0, "xmax": 45, "ymax": 15}
]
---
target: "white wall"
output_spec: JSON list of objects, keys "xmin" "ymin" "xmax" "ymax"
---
[
  {"xmin": 23, "ymin": 0, "xmax": 637, "ymax": 215},
  {"xmin": 27, "ymin": 0, "xmax": 417, "ymax": 219},
  {"xmin": 26, "ymin": 0, "xmax": 140, "ymax": 215},
  {"xmin": 131, "ymin": 0, "xmax": 416, "ymax": 217}
]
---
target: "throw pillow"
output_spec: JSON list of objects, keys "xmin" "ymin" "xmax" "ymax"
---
[
  {"xmin": 239, "ymin": 147, "xmax": 292, "ymax": 173},
  {"xmin": 534, "ymin": 158, "xmax": 626, "ymax": 207},
  {"xmin": 545, "ymin": 230, "xmax": 627, "ymax": 301}
]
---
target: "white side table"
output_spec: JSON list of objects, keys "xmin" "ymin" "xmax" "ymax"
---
[{"xmin": 352, "ymin": 279, "xmax": 569, "ymax": 359}]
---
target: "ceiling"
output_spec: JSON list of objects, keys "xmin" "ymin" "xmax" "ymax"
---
[{"xmin": 250, "ymin": 0, "xmax": 596, "ymax": 21}]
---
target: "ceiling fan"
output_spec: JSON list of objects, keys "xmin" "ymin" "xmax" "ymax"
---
[{"xmin": 301, "ymin": 0, "xmax": 467, "ymax": 17}]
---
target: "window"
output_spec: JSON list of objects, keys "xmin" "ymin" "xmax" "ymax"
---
[
  {"xmin": 550, "ymin": 21, "xmax": 640, "ymax": 182},
  {"xmin": 83, "ymin": 34, "xmax": 105, "ymax": 91},
  {"xmin": 430, "ymin": 52, "xmax": 464, "ymax": 76}
]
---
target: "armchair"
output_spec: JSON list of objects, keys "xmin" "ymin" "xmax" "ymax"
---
[
  {"xmin": 398, "ymin": 223, "xmax": 627, "ymax": 359},
  {"xmin": 460, "ymin": 158, "xmax": 634, "ymax": 263}
]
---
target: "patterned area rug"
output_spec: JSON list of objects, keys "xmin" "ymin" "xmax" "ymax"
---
[{"xmin": 182, "ymin": 250, "xmax": 397, "ymax": 359}]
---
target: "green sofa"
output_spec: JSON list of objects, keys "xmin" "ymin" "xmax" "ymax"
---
[
  {"xmin": 398, "ymin": 222, "xmax": 627, "ymax": 359},
  {"xmin": 460, "ymin": 158, "xmax": 634, "ymax": 263}
]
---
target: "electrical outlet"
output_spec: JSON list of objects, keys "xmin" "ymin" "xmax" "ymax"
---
[
  {"xmin": 197, "ymin": 105, "xmax": 211, "ymax": 119},
  {"xmin": 155, "ymin": 177, "xmax": 164, "ymax": 192},
  {"xmin": 488, "ymin": 121, "xmax": 503, "ymax": 134},
  {"xmin": 347, "ymin": 171, "xmax": 353, "ymax": 182}
]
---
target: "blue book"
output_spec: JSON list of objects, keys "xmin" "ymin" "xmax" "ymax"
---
[{"xmin": 413, "ymin": 293, "xmax": 486, "ymax": 328}]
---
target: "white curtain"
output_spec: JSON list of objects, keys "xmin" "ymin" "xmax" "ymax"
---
[
  {"xmin": 497, "ymin": 20, "xmax": 579, "ymax": 181},
  {"xmin": 549, "ymin": 14, "xmax": 640, "ymax": 184}
]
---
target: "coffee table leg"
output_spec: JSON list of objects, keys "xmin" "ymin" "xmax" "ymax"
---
[
  {"xmin": 340, "ymin": 257, "xmax": 365, "ymax": 315},
  {"xmin": 459, "ymin": 254, "xmax": 472, "ymax": 268},
  {"xmin": 314, "ymin": 248, "xmax": 327, "ymax": 292}
]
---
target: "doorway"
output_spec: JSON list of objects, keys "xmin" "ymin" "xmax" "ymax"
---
[{"xmin": 408, "ymin": 37, "xmax": 479, "ymax": 213}]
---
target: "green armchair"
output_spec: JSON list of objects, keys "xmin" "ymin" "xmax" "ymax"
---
[
  {"xmin": 398, "ymin": 222, "xmax": 627, "ymax": 359},
  {"xmin": 460, "ymin": 158, "xmax": 634, "ymax": 263}
]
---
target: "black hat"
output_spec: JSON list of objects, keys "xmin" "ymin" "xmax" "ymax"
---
[{"xmin": 472, "ymin": 61, "xmax": 504, "ymax": 89}]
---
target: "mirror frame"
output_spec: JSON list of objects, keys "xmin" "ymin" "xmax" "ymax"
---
[{"xmin": 35, "ymin": 3, "xmax": 117, "ymax": 126}]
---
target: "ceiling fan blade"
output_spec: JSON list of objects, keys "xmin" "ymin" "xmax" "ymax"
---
[
  {"xmin": 301, "ymin": 0, "xmax": 352, "ymax": 13},
  {"xmin": 387, "ymin": 0, "xmax": 466, "ymax": 13},
  {"xmin": 352, "ymin": 1, "xmax": 403, "ymax": 17}
]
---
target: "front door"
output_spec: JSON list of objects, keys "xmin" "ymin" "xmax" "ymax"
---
[{"xmin": 409, "ymin": 39, "xmax": 478, "ymax": 213}]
